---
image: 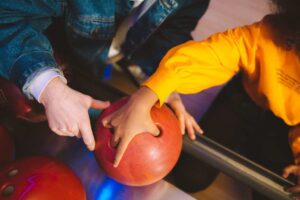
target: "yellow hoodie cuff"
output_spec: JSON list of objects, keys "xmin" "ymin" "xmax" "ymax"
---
[{"xmin": 142, "ymin": 68, "xmax": 179, "ymax": 107}]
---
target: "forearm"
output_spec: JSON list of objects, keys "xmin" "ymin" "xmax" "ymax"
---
[{"xmin": 0, "ymin": 1, "xmax": 63, "ymax": 98}]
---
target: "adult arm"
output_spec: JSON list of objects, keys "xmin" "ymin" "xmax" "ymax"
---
[
  {"xmin": 0, "ymin": 1, "xmax": 64, "ymax": 95},
  {"xmin": 0, "ymin": 1, "xmax": 110, "ymax": 150},
  {"xmin": 130, "ymin": 0, "xmax": 210, "ymax": 75}
]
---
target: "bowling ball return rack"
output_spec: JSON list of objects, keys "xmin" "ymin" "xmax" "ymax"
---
[
  {"xmin": 184, "ymin": 134, "xmax": 295, "ymax": 200},
  {"xmin": 6, "ymin": 60, "xmax": 295, "ymax": 200}
]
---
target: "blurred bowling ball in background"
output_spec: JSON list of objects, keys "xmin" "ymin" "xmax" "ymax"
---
[
  {"xmin": 0, "ymin": 156, "xmax": 86, "ymax": 200},
  {"xmin": 0, "ymin": 125, "xmax": 14, "ymax": 167},
  {"xmin": 94, "ymin": 97, "xmax": 182, "ymax": 186},
  {"xmin": 0, "ymin": 77, "xmax": 46, "ymax": 122}
]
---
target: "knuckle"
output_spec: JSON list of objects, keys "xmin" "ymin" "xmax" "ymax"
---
[
  {"xmin": 84, "ymin": 95, "xmax": 92, "ymax": 103},
  {"xmin": 69, "ymin": 126, "xmax": 78, "ymax": 133},
  {"xmin": 186, "ymin": 120, "xmax": 192, "ymax": 126},
  {"xmin": 178, "ymin": 115, "xmax": 184, "ymax": 121},
  {"xmin": 110, "ymin": 120, "xmax": 117, "ymax": 127},
  {"xmin": 59, "ymin": 127, "xmax": 67, "ymax": 133},
  {"xmin": 186, "ymin": 115, "xmax": 193, "ymax": 120}
]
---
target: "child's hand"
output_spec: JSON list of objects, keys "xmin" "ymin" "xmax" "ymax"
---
[
  {"xmin": 283, "ymin": 164, "xmax": 300, "ymax": 198},
  {"xmin": 102, "ymin": 87, "xmax": 159, "ymax": 167},
  {"xmin": 166, "ymin": 92, "xmax": 203, "ymax": 140}
]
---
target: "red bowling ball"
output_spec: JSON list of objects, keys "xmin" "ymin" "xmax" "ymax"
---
[
  {"xmin": 0, "ymin": 77, "xmax": 46, "ymax": 122},
  {"xmin": 94, "ymin": 97, "xmax": 182, "ymax": 186},
  {"xmin": 0, "ymin": 156, "xmax": 86, "ymax": 200},
  {"xmin": 0, "ymin": 125, "xmax": 14, "ymax": 167}
]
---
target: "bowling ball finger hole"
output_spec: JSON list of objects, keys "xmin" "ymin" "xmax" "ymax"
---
[
  {"xmin": 1, "ymin": 185, "xmax": 14, "ymax": 197},
  {"xmin": 106, "ymin": 124, "xmax": 163, "ymax": 149},
  {"xmin": 7, "ymin": 169, "xmax": 18, "ymax": 177},
  {"xmin": 154, "ymin": 124, "xmax": 162, "ymax": 137},
  {"xmin": 109, "ymin": 128, "xmax": 114, "ymax": 134},
  {"xmin": 109, "ymin": 137, "xmax": 120, "ymax": 149}
]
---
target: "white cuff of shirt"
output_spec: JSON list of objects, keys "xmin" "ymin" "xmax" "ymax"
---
[{"xmin": 29, "ymin": 70, "xmax": 67, "ymax": 103}]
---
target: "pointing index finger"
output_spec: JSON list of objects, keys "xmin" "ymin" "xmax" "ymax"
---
[
  {"xmin": 80, "ymin": 116, "xmax": 95, "ymax": 151},
  {"xmin": 113, "ymin": 133, "xmax": 133, "ymax": 168}
]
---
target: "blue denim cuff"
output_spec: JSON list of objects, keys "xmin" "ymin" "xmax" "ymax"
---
[
  {"xmin": 23, "ymin": 67, "xmax": 65, "ymax": 99},
  {"xmin": 9, "ymin": 51, "xmax": 62, "ymax": 99}
]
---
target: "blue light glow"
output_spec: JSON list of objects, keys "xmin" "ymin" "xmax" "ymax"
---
[{"xmin": 96, "ymin": 177, "xmax": 124, "ymax": 200}]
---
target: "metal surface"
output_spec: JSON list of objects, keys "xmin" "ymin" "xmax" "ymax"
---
[
  {"xmin": 11, "ymin": 119, "xmax": 194, "ymax": 200},
  {"xmin": 183, "ymin": 134, "xmax": 295, "ymax": 200}
]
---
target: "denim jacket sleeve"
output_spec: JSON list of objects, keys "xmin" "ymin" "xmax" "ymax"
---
[
  {"xmin": 0, "ymin": 1, "xmax": 64, "ymax": 98},
  {"xmin": 129, "ymin": 0, "xmax": 210, "ymax": 75}
]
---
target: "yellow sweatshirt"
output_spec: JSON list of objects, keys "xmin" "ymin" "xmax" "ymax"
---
[{"xmin": 144, "ymin": 17, "xmax": 300, "ymax": 127}]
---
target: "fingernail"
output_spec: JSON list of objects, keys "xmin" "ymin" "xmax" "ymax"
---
[{"xmin": 89, "ymin": 144, "xmax": 95, "ymax": 151}]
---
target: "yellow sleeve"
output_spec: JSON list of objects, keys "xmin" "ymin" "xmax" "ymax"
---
[{"xmin": 143, "ymin": 21, "xmax": 262, "ymax": 105}]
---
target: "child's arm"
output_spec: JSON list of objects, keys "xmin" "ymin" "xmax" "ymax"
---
[
  {"xmin": 283, "ymin": 125, "xmax": 300, "ymax": 193},
  {"xmin": 102, "ymin": 87, "xmax": 202, "ymax": 167},
  {"xmin": 103, "ymin": 21, "xmax": 262, "ymax": 167},
  {"xmin": 102, "ymin": 86, "xmax": 160, "ymax": 167}
]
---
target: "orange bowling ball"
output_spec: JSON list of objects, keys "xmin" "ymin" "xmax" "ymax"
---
[
  {"xmin": 0, "ymin": 125, "xmax": 14, "ymax": 166},
  {"xmin": 94, "ymin": 97, "xmax": 182, "ymax": 186},
  {"xmin": 0, "ymin": 156, "xmax": 86, "ymax": 200}
]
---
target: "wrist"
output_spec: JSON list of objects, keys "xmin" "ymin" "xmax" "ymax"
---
[
  {"xmin": 129, "ymin": 86, "xmax": 158, "ymax": 111},
  {"xmin": 28, "ymin": 68, "xmax": 67, "ymax": 102},
  {"xmin": 39, "ymin": 77, "xmax": 68, "ymax": 106}
]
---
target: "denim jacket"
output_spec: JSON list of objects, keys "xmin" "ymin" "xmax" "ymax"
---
[{"xmin": 0, "ymin": 0, "xmax": 209, "ymax": 98}]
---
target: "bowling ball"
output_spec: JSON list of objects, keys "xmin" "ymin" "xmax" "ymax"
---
[
  {"xmin": 0, "ymin": 77, "xmax": 46, "ymax": 122},
  {"xmin": 94, "ymin": 97, "xmax": 182, "ymax": 186},
  {"xmin": 0, "ymin": 125, "xmax": 14, "ymax": 166},
  {"xmin": 0, "ymin": 156, "xmax": 86, "ymax": 200}
]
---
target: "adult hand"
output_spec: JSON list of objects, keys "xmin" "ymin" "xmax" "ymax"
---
[
  {"xmin": 40, "ymin": 77, "xmax": 110, "ymax": 151},
  {"xmin": 283, "ymin": 164, "xmax": 300, "ymax": 198},
  {"xmin": 102, "ymin": 87, "xmax": 159, "ymax": 167},
  {"xmin": 166, "ymin": 92, "xmax": 203, "ymax": 140}
]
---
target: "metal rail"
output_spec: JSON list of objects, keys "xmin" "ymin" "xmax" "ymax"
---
[{"xmin": 183, "ymin": 134, "xmax": 295, "ymax": 200}]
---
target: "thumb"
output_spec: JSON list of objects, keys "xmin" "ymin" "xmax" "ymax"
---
[
  {"xmin": 91, "ymin": 99, "xmax": 110, "ymax": 110},
  {"xmin": 282, "ymin": 165, "xmax": 297, "ymax": 178}
]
